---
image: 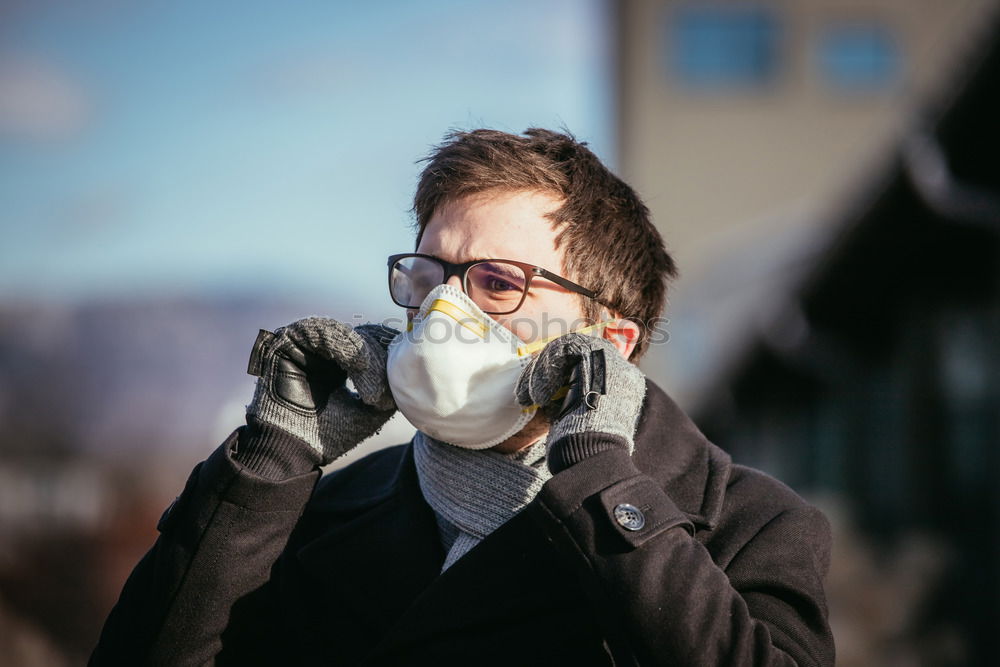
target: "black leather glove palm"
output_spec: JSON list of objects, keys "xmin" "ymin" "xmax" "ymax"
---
[{"xmin": 245, "ymin": 318, "xmax": 399, "ymax": 466}]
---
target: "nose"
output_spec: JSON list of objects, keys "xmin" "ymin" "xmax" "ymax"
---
[{"xmin": 444, "ymin": 275, "xmax": 463, "ymax": 290}]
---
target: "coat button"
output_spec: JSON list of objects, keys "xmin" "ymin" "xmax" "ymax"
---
[{"xmin": 613, "ymin": 503, "xmax": 645, "ymax": 531}]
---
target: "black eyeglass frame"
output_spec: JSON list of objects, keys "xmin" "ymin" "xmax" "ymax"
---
[{"xmin": 387, "ymin": 252, "xmax": 600, "ymax": 315}]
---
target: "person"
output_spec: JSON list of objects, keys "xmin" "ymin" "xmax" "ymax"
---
[{"xmin": 90, "ymin": 128, "xmax": 835, "ymax": 666}]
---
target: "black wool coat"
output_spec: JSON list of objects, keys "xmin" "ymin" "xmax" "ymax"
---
[{"xmin": 91, "ymin": 381, "xmax": 835, "ymax": 666}]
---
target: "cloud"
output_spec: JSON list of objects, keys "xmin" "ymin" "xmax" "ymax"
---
[{"xmin": 0, "ymin": 57, "xmax": 92, "ymax": 140}]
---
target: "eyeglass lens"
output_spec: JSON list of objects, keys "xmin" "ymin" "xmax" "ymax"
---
[
  {"xmin": 390, "ymin": 256, "xmax": 527, "ymax": 314},
  {"xmin": 465, "ymin": 261, "xmax": 526, "ymax": 313},
  {"xmin": 390, "ymin": 256, "xmax": 442, "ymax": 308}
]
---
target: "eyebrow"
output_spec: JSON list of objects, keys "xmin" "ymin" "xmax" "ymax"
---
[
  {"xmin": 420, "ymin": 251, "xmax": 561, "ymax": 275},
  {"xmin": 424, "ymin": 251, "xmax": 493, "ymax": 264}
]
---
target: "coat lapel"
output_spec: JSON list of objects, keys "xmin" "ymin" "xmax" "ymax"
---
[
  {"xmin": 295, "ymin": 445, "xmax": 445, "ymax": 636},
  {"xmin": 363, "ymin": 505, "xmax": 588, "ymax": 662},
  {"xmin": 296, "ymin": 443, "xmax": 590, "ymax": 662},
  {"xmin": 363, "ymin": 510, "xmax": 599, "ymax": 667}
]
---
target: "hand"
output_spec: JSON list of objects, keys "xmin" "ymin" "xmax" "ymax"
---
[
  {"xmin": 246, "ymin": 318, "xmax": 399, "ymax": 465},
  {"xmin": 515, "ymin": 333, "xmax": 646, "ymax": 471}
]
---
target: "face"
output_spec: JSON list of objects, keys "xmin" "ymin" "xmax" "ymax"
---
[
  {"xmin": 416, "ymin": 189, "xmax": 590, "ymax": 347},
  {"xmin": 415, "ymin": 189, "xmax": 637, "ymax": 453}
]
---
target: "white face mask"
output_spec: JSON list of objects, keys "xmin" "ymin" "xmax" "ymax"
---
[{"xmin": 386, "ymin": 283, "xmax": 609, "ymax": 449}]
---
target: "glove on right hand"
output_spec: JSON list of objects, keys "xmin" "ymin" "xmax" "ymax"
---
[
  {"xmin": 515, "ymin": 333, "xmax": 646, "ymax": 471},
  {"xmin": 246, "ymin": 318, "xmax": 399, "ymax": 465}
]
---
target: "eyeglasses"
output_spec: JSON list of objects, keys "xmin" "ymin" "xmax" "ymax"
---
[{"xmin": 387, "ymin": 253, "xmax": 598, "ymax": 315}]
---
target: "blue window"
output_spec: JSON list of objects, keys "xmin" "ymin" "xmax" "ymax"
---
[
  {"xmin": 817, "ymin": 22, "xmax": 901, "ymax": 92},
  {"xmin": 667, "ymin": 4, "xmax": 782, "ymax": 90}
]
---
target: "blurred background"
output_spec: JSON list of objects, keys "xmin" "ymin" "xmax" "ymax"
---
[{"xmin": 1, "ymin": 0, "xmax": 998, "ymax": 664}]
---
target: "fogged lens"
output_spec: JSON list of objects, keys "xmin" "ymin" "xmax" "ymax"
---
[
  {"xmin": 390, "ymin": 256, "xmax": 443, "ymax": 308},
  {"xmin": 466, "ymin": 261, "xmax": 527, "ymax": 314}
]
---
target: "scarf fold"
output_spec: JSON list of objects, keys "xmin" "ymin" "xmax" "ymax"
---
[{"xmin": 413, "ymin": 431, "xmax": 551, "ymax": 572}]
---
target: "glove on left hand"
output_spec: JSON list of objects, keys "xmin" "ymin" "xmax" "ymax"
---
[
  {"xmin": 246, "ymin": 318, "xmax": 399, "ymax": 465},
  {"xmin": 515, "ymin": 333, "xmax": 647, "ymax": 471}
]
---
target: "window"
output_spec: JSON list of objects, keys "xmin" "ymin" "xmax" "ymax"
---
[
  {"xmin": 817, "ymin": 22, "xmax": 901, "ymax": 92},
  {"xmin": 667, "ymin": 4, "xmax": 782, "ymax": 90}
]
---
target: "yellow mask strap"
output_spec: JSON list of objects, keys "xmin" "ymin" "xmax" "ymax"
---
[
  {"xmin": 424, "ymin": 298, "xmax": 489, "ymax": 338},
  {"xmin": 520, "ymin": 385, "xmax": 570, "ymax": 413},
  {"xmin": 409, "ymin": 300, "xmax": 615, "ymax": 359},
  {"xmin": 517, "ymin": 319, "xmax": 614, "ymax": 357}
]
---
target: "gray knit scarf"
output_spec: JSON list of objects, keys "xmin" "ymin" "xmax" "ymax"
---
[{"xmin": 413, "ymin": 431, "xmax": 552, "ymax": 572}]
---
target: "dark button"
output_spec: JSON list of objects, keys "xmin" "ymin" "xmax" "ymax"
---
[{"xmin": 613, "ymin": 503, "xmax": 645, "ymax": 531}]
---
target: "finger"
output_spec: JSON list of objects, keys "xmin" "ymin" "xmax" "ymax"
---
[
  {"xmin": 284, "ymin": 317, "xmax": 366, "ymax": 372},
  {"xmin": 355, "ymin": 323, "xmax": 400, "ymax": 349},
  {"xmin": 350, "ymin": 325, "xmax": 398, "ymax": 409},
  {"xmin": 524, "ymin": 338, "xmax": 587, "ymax": 406},
  {"xmin": 515, "ymin": 363, "xmax": 536, "ymax": 407},
  {"xmin": 318, "ymin": 387, "xmax": 395, "ymax": 437}
]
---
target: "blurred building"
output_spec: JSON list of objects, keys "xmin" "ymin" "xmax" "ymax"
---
[
  {"xmin": 619, "ymin": 0, "xmax": 998, "ymax": 404},
  {"xmin": 617, "ymin": 1, "xmax": 1000, "ymax": 665}
]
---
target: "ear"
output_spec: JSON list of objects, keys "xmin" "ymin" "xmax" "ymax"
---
[{"xmin": 602, "ymin": 318, "xmax": 641, "ymax": 360}]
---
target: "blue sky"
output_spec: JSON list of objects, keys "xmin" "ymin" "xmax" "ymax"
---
[{"xmin": 0, "ymin": 0, "xmax": 613, "ymax": 318}]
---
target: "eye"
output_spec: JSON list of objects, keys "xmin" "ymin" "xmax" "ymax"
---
[
  {"xmin": 467, "ymin": 262, "xmax": 526, "ymax": 296},
  {"xmin": 486, "ymin": 276, "xmax": 518, "ymax": 292}
]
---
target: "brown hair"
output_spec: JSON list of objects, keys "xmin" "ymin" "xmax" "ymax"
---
[{"xmin": 412, "ymin": 128, "xmax": 677, "ymax": 359}]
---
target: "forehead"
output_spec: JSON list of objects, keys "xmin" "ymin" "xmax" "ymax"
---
[{"xmin": 417, "ymin": 190, "xmax": 566, "ymax": 272}]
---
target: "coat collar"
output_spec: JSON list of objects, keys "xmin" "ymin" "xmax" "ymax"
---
[{"xmin": 296, "ymin": 443, "xmax": 581, "ymax": 662}]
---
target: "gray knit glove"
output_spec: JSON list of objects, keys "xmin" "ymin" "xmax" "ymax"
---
[
  {"xmin": 515, "ymin": 333, "xmax": 646, "ymax": 472},
  {"xmin": 245, "ymin": 318, "xmax": 399, "ymax": 465}
]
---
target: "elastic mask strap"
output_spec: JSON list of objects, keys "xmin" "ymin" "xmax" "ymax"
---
[
  {"xmin": 403, "ymin": 292, "xmax": 491, "ymax": 338},
  {"xmin": 517, "ymin": 319, "xmax": 614, "ymax": 358},
  {"xmin": 427, "ymin": 298, "xmax": 489, "ymax": 338}
]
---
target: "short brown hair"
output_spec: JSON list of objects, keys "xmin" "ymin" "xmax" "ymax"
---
[{"xmin": 412, "ymin": 128, "xmax": 677, "ymax": 359}]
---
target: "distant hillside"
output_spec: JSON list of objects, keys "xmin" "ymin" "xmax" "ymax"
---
[{"xmin": 0, "ymin": 295, "xmax": 349, "ymax": 458}]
